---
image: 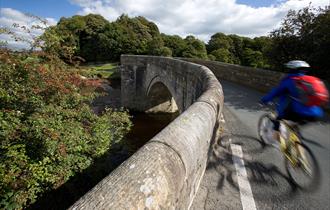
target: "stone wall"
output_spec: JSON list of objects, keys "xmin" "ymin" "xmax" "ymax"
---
[
  {"xmin": 69, "ymin": 56, "xmax": 224, "ymax": 209},
  {"xmin": 182, "ymin": 59, "xmax": 285, "ymax": 93}
]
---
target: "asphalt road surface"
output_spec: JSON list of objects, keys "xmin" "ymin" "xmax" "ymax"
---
[{"xmin": 191, "ymin": 80, "xmax": 330, "ymax": 210}]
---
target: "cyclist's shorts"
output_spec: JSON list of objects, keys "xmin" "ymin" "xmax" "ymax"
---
[{"xmin": 274, "ymin": 111, "xmax": 318, "ymax": 131}]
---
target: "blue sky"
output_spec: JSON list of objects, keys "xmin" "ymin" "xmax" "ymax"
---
[
  {"xmin": 1, "ymin": 0, "xmax": 329, "ymax": 49},
  {"xmin": 236, "ymin": 0, "xmax": 279, "ymax": 7},
  {"xmin": 0, "ymin": 0, "xmax": 80, "ymax": 20}
]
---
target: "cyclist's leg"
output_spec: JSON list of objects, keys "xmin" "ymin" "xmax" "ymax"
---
[
  {"xmin": 284, "ymin": 112, "xmax": 318, "ymax": 161},
  {"xmin": 273, "ymin": 100, "xmax": 291, "ymax": 144},
  {"xmin": 281, "ymin": 111, "xmax": 319, "ymax": 163},
  {"xmin": 276, "ymin": 107, "xmax": 297, "ymax": 150}
]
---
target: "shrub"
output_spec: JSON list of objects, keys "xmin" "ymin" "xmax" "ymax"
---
[{"xmin": 0, "ymin": 49, "xmax": 131, "ymax": 209}]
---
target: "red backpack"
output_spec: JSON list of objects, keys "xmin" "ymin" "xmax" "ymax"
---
[{"xmin": 292, "ymin": 75, "xmax": 329, "ymax": 106}]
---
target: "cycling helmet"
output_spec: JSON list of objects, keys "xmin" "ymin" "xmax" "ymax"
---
[{"xmin": 284, "ymin": 60, "xmax": 310, "ymax": 69}]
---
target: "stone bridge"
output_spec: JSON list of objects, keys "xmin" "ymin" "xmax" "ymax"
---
[{"xmin": 70, "ymin": 55, "xmax": 224, "ymax": 209}]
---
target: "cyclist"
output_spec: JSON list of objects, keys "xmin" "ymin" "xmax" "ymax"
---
[{"xmin": 260, "ymin": 60, "xmax": 324, "ymax": 148}]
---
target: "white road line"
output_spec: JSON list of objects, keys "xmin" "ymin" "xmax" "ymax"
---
[{"xmin": 230, "ymin": 143, "xmax": 257, "ymax": 210}]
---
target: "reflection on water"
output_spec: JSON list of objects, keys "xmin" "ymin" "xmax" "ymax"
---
[{"xmin": 125, "ymin": 111, "xmax": 179, "ymax": 150}]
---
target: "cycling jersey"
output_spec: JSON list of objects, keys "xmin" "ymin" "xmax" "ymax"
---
[{"xmin": 261, "ymin": 73, "xmax": 324, "ymax": 119}]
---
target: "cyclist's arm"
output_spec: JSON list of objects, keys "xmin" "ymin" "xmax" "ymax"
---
[{"xmin": 261, "ymin": 79, "xmax": 289, "ymax": 104}]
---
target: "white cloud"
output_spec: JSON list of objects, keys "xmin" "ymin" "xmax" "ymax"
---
[
  {"xmin": 1, "ymin": 0, "xmax": 328, "ymax": 50},
  {"xmin": 0, "ymin": 8, "xmax": 57, "ymax": 50},
  {"xmin": 70, "ymin": 0, "xmax": 329, "ymax": 41}
]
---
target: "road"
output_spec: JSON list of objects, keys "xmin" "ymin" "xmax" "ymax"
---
[{"xmin": 191, "ymin": 80, "xmax": 330, "ymax": 210}]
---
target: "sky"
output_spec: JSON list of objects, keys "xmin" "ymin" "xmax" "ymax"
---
[{"xmin": 1, "ymin": 0, "xmax": 329, "ymax": 49}]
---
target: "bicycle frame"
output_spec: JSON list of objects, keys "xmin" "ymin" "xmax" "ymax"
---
[
  {"xmin": 280, "ymin": 120, "xmax": 302, "ymax": 166},
  {"xmin": 260, "ymin": 108, "xmax": 302, "ymax": 165}
]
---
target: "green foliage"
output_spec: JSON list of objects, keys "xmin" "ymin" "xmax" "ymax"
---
[
  {"xmin": 182, "ymin": 35, "xmax": 208, "ymax": 59},
  {"xmin": 43, "ymin": 14, "xmax": 167, "ymax": 62},
  {"xmin": 207, "ymin": 54, "xmax": 216, "ymax": 61},
  {"xmin": 269, "ymin": 6, "xmax": 330, "ymax": 79},
  {"xmin": 207, "ymin": 32, "xmax": 233, "ymax": 53},
  {"xmin": 210, "ymin": 48, "xmax": 234, "ymax": 63},
  {"xmin": 227, "ymin": 34, "xmax": 244, "ymax": 64},
  {"xmin": 161, "ymin": 34, "xmax": 187, "ymax": 57},
  {"xmin": 242, "ymin": 48, "xmax": 264, "ymax": 68},
  {"xmin": 206, "ymin": 32, "xmax": 271, "ymax": 68},
  {"xmin": 0, "ymin": 50, "xmax": 131, "ymax": 209},
  {"xmin": 110, "ymin": 15, "xmax": 166, "ymax": 57},
  {"xmin": 158, "ymin": 47, "xmax": 173, "ymax": 57},
  {"xmin": 42, "ymin": 14, "xmax": 110, "ymax": 63},
  {"xmin": 146, "ymin": 37, "xmax": 172, "ymax": 56}
]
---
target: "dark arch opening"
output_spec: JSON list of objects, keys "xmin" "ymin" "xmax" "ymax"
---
[{"xmin": 146, "ymin": 82, "xmax": 178, "ymax": 113}]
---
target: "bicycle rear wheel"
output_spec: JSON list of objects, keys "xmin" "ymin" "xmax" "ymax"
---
[
  {"xmin": 258, "ymin": 113, "xmax": 275, "ymax": 145},
  {"xmin": 285, "ymin": 142, "xmax": 320, "ymax": 191}
]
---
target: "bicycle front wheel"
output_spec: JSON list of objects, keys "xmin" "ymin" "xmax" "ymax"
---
[
  {"xmin": 285, "ymin": 142, "xmax": 320, "ymax": 191},
  {"xmin": 258, "ymin": 113, "xmax": 275, "ymax": 145}
]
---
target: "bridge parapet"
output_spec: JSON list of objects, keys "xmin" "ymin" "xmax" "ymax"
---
[
  {"xmin": 70, "ymin": 56, "xmax": 223, "ymax": 209},
  {"xmin": 182, "ymin": 58, "xmax": 285, "ymax": 93}
]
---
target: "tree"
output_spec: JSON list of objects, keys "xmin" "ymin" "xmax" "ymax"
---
[
  {"xmin": 207, "ymin": 32, "xmax": 233, "ymax": 53},
  {"xmin": 306, "ymin": 7, "xmax": 330, "ymax": 79},
  {"xmin": 114, "ymin": 15, "xmax": 153, "ymax": 55},
  {"xmin": 105, "ymin": 15, "xmax": 165, "ymax": 59},
  {"xmin": 227, "ymin": 34, "xmax": 244, "ymax": 64},
  {"xmin": 242, "ymin": 48, "xmax": 264, "ymax": 68},
  {"xmin": 182, "ymin": 35, "xmax": 208, "ymax": 59},
  {"xmin": 146, "ymin": 37, "xmax": 172, "ymax": 56},
  {"xmin": 207, "ymin": 33, "xmax": 237, "ymax": 63},
  {"xmin": 42, "ymin": 14, "xmax": 110, "ymax": 62},
  {"xmin": 268, "ymin": 6, "xmax": 330, "ymax": 79},
  {"xmin": 78, "ymin": 14, "xmax": 109, "ymax": 61},
  {"xmin": 42, "ymin": 14, "xmax": 169, "ymax": 62},
  {"xmin": 161, "ymin": 34, "xmax": 187, "ymax": 57},
  {"xmin": 210, "ymin": 48, "xmax": 234, "ymax": 63}
]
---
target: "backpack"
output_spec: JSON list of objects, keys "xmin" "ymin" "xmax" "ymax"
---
[{"xmin": 292, "ymin": 75, "xmax": 329, "ymax": 106}]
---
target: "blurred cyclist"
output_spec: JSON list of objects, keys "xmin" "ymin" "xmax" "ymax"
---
[{"xmin": 260, "ymin": 60, "xmax": 328, "ymax": 148}]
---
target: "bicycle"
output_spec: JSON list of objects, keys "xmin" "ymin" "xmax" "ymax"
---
[{"xmin": 258, "ymin": 106, "xmax": 320, "ymax": 190}]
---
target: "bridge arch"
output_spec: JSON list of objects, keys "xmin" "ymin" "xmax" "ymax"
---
[{"xmin": 146, "ymin": 80, "xmax": 178, "ymax": 113}]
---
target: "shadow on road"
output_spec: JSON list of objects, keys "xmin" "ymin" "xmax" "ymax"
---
[{"xmin": 206, "ymin": 133, "xmax": 301, "ymax": 202}]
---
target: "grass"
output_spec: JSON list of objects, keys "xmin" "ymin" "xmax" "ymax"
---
[
  {"xmin": 91, "ymin": 63, "xmax": 117, "ymax": 71},
  {"xmin": 80, "ymin": 63, "xmax": 119, "ymax": 79}
]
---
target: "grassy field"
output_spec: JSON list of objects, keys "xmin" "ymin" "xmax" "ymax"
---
[{"xmin": 80, "ymin": 63, "xmax": 119, "ymax": 79}]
